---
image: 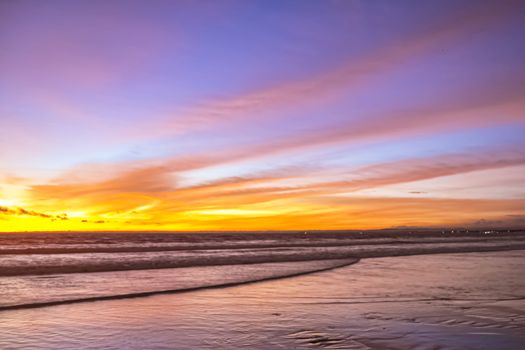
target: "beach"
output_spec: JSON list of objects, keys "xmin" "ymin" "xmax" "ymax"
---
[{"xmin": 0, "ymin": 232, "xmax": 524, "ymax": 349}]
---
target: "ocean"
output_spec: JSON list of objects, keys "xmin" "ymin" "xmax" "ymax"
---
[{"xmin": 0, "ymin": 231, "xmax": 524, "ymax": 349}]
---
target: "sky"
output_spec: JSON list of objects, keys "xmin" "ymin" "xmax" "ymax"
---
[{"xmin": 1, "ymin": 0, "xmax": 525, "ymax": 232}]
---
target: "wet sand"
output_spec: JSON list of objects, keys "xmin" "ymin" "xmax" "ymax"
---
[{"xmin": 1, "ymin": 250, "xmax": 524, "ymax": 349}]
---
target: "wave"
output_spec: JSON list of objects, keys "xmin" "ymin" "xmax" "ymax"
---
[
  {"xmin": 0, "ymin": 258, "xmax": 359, "ymax": 311},
  {"xmin": 1, "ymin": 240, "xmax": 524, "ymax": 276},
  {"xmin": 2, "ymin": 236, "xmax": 521, "ymax": 255}
]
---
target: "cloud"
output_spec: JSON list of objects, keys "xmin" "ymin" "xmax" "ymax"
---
[
  {"xmin": 312, "ymin": 147, "xmax": 525, "ymax": 194},
  {"xmin": 99, "ymin": 71, "xmax": 525, "ymax": 186},
  {"xmin": 5, "ymin": 150, "xmax": 525, "ymax": 231},
  {"xmin": 32, "ymin": 165, "xmax": 177, "ymax": 200},
  {"xmin": 128, "ymin": 0, "xmax": 523, "ymax": 140},
  {"xmin": 32, "ymin": 145, "xmax": 525, "ymax": 203},
  {"xmin": 0, "ymin": 205, "xmax": 67, "ymax": 220},
  {"xmin": 19, "ymin": 143, "xmax": 524, "ymax": 230}
]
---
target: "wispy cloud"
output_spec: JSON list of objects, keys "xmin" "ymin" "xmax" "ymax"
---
[
  {"xmin": 18, "ymin": 144, "xmax": 524, "ymax": 230},
  {"xmin": 130, "ymin": 0, "xmax": 523, "ymax": 139},
  {"xmin": 310, "ymin": 147, "xmax": 525, "ymax": 194}
]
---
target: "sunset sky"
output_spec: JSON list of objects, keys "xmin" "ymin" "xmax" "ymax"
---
[{"xmin": 1, "ymin": 0, "xmax": 525, "ymax": 232}]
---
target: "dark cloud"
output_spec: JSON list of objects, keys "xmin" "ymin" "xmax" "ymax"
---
[
  {"xmin": 0, "ymin": 206, "xmax": 66, "ymax": 220},
  {"xmin": 80, "ymin": 219, "xmax": 106, "ymax": 224}
]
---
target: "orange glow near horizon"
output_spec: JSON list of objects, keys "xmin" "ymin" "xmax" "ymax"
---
[{"xmin": 2, "ymin": 165, "xmax": 525, "ymax": 232}]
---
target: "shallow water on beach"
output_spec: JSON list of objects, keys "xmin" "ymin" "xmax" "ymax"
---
[
  {"xmin": 1, "ymin": 231, "xmax": 524, "ymax": 310},
  {"xmin": 0, "ymin": 258, "xmax": 356, "ymax": 309},
  {"xmin": 1, "ymin": 251, "xmax": 524, "ymax": 349}
]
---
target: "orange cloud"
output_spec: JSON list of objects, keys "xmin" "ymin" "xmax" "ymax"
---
[{"xmin": 1, "ymin": 144, "xmax": 517, "ymax": 232}]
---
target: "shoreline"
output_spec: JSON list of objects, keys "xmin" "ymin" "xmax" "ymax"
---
[
  {"xmin": 2, "ymin": 247, "xmax": 525, "ymax": 311},
  {"xmin": 0, "ymin": 258, "xmax": 360, "ymax": 312}
]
